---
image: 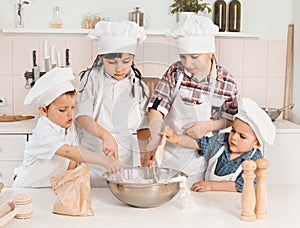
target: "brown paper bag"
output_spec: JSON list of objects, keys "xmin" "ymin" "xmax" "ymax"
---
[{"xmin": 50, "ymin": 163, "xmax": 94, "ymax": 216}]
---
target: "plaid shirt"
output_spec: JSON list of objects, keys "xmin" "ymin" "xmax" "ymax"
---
[
  {"xmin": 197, "ymin": 133, "xmax": 262, "ymax": 192},
  {"xmin": 147, "ymin": 57, "xmax": 238, "ymax": 119}
]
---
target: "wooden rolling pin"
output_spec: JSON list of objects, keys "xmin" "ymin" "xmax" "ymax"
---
[{"xmin": 0, "ymin": 115, "xmax": 35, "ymax": 122}]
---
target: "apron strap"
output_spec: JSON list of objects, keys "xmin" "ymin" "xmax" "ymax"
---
[
  {"xmin": 174, "ymin": 72, "xmax": 184, "ymax": 95},
  {"xmin": 234, "ymin": 148, "xmax": 258, "ymax": 179}
]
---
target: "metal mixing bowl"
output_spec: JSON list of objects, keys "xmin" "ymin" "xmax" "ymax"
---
[
  {"xmin": 103, "ymin": 167, "xmax": 186, "ymax": 208},
  {"xmin": 262, "ymin": 107, "xmax": 282, "ymax": 121},
  {"xmin": 262, "ymin": 103, "xmax": 294, "ymax": 121}
]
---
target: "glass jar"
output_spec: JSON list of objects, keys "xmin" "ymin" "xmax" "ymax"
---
[
  {"xmin": 83, "ymin": 14, "xmax": 93, "ymax": 29},
  {"xmin": 51, "ymin": 6, "xmax": 63, "ymax": 28},
  {"xmin": 213, "ymin": 0, "xmax": 227, "ymax": 32},
  {"xmin": 228, "ymin": 0, "xmax": 241, "ymax": 32},
  {"xmin": 93, "ymin": 14, "xmax": 101, "ymax": 28}
]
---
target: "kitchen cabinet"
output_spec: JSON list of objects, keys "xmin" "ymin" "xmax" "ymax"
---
[
  {"xmin": 263, "ymin": 119, "xmax": 300, "ymax": 185},
  {"xmin": 0, "ymin": 119, "xmax": 37, "ymax": 187}
]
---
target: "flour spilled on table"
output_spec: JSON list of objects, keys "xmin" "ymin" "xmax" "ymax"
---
[{"xmin": 171, "ymin": 175, "xmax": 197, "ymax": 212}]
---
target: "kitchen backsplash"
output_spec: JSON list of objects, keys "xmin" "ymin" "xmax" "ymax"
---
[{"xmin": 0, "ymin": 34, "xmax": 286, "ymax": 116}]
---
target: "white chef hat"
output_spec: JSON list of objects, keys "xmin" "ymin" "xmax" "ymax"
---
[
  {"xmin": 88, "ymin": 20, "xmax": 147, "ymax": 55},
  {"xmin": 234, "ymin": 98, "xmax": 276, "ymax": 146},
  {"xmin": 168, "ymin": 15, "xmax": 219, "ymax": 54},
  {"xmin": 24, "ymin": 67, "xmax": 75, "ymax": 106}
]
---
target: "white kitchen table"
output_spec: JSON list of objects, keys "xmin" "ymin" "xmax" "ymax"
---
[{"xmin": 0, "ymin": 184, "xmax": 299, "ymax": 228}]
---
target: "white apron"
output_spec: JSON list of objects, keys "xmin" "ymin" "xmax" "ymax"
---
[
  {"xmin": 205, "ymin": 146, "xmax": 257, "ymax": 181},
  {"xmin": 78, "ymin": 69, "xmax": 142, "ymax": 186},
  {"xmin": 162, "ymin": 61, "xmax": 225, "ymax": 186}
]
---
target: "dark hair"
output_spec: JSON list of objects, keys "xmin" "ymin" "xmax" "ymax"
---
[
  {"xmin": 78, "ymin": 53, "xmax": 146, "ymax": 97},
  {"xmin": 45, "ymin": 89, "xmax": 76, "ymax": 109}
]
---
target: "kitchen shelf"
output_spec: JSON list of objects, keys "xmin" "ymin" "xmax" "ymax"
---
[{"xmin": 0, "ymin": 28, "xmax": 259, "ymax": 38}]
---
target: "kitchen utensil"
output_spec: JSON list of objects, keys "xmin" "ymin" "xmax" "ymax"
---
[
  {"xmin": 65, "ymin": 49, "xmax": 70, "ymax": 67},
  {"xmin": 32, "ymin": 50, "xmax": 40, "ymax": 83},
  {"xmin": 152, "ymin": 166, "xmax": 158, "ymax": 183},
  {"xmin": 284, "ymin": 24, "xmax": 294, "ymax": 120},
  {"xmin": 57, "ymin": 50, "xmax": 62, "ymax": 67},
  {"xmin": 51, "ymin": 46, "xmax": 57, "ymax": 69},
  {"xmin": 43, "ymin": 40, "xmax": 50, "ymax": 72},
  {"xmin": 155, "ymin": 134, "xmax": 167, "ymax": 166},
  {"xmin": 0, "ymin": 194, "xmax": 32, "ymax": 227},
  {"xmin": 104, "ymin": 167, "xmax": 186, "ymax": 208},
  {"xmin": 0, "ymin": 115, "xmax": 35, "ymax": 122},
  {"xmin": 262, "ymin": 103, "xmax": 295, "ymax": 121}
]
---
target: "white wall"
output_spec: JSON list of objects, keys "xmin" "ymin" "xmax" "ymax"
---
[{"xmin": 0, "ymin": 0, "xmax": 294, "ymax": 39}]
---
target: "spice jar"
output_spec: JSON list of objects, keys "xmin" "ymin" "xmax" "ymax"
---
[
  {"xmin": 83, "ymin": 14, "xmax": 93, "ymax": 29},
  {"xmin": 93, "ymin": 14, "xmax": 101, "ymax": 28}
]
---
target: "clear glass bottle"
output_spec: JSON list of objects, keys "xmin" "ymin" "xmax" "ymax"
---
[
  {"xmin": 213, "ymin": 0, "xmax": 227, "ymax": 32},
  {"xmin": 228, "ymin": 0, "xmax": 241, "ymax": 32},
  {"xmin": 51, "ymin": 6, "xmax": 63, "ymax": 28}
]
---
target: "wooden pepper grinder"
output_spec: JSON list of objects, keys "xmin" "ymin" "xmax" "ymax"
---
[
  {"xmin": 255, "ymin": 158, "xmax": 269, "ymax": 219},
  {"xmin": 240, "ymin": 160, "xmax": 256, "ymax": 222}
]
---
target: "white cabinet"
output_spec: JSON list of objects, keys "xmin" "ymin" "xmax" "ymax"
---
[
  {"xmin": 264, "ymin": 120, "xmax": 300, "ymax": 184},
  {"xmin": 0, "ymin": 134, "xmax": 28, "ymax": 186},
  {"xmin": 0, "ymin": 118, "xmax": 36, "ymax": 187}
]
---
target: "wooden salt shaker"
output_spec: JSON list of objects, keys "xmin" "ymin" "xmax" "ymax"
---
[
  {"xmin": 240, "ymin": 160, "xmax": 256, "ymax": 222},
  {"xmin": 255, "ymin": 158, "xmax": 269, "ymax": 219}
]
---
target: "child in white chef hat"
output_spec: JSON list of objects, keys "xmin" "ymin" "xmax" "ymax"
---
[
  {"xmin": 12, "ymin": 67, "xmax": 122, "ymax": 188},
  {"xmin": 164, "ymin": 97, "xmax": 276, "ymax": 192},
  {"xmin": 75, "ymin": 21, "xmax": 149, "ymax": 186}
]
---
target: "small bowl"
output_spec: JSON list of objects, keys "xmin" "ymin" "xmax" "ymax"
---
[{"xmin": 103, "ymin": 167, "xmax": 186, "ymax": 208}]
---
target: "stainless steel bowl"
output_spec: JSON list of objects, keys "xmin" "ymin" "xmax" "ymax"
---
[
  {"xmin": 262, "ymin": 107, "xmax": 282, "ymax": 121},
  {"xmin": 103, "ymin": 167, "xmax": 186, "ymax": 208},
  {"xmin": 262, "ymin": 103, "xmax": 294, "ymax": 121}
]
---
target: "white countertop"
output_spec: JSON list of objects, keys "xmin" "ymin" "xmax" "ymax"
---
[
  {"xmin": 0, "ymin": 184, "xmax": 299, "ymax": 228},
  {"xmin": 273, "ymin": 119, "xmax": 300, "ymax": 133},
  {"xmin": 0, "ymin": 118, "xmax": 37, "ymax": 134},
  {"xmin": 0, "ymin": 118, "xmax": 299, "ymax": 135}
]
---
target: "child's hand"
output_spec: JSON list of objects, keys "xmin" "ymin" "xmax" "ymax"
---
[
  {"xmin": 102, "ymin": 132, "xmax": 118, "ymax": 159},
  {"xmin": 105, "ymin": 156, "xmax": 123, "ymax": 174},
  {"xmin": 165, "ymin": 125, "xmax": 180, "ymax": 144},
  {"xmin": 191, "ymin": 181, "xmax": 212, "ymax": 192},
  {"xmin": 140, "ymin": 150, "xmax": 157, "ymax": 167}
]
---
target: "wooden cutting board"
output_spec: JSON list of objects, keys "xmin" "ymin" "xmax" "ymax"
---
[{"xmin": 0, "ymin": 115, "xmax": 35, "ymax": 122}]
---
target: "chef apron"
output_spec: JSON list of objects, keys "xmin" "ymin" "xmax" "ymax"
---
[
  {"xmin": 78, "ymin": 69, "xmax": 142, "ymax": 186},
  {"xmin": 162, "ymin": 60, "xmax": 225, "ymax": 186},
  {"xmin": 205, "ymin": 146, "xmax": 257, "ymax": 181},
  {"xmin": 12, "ymin": 156, "xmax": 70, "ymax": 188}
]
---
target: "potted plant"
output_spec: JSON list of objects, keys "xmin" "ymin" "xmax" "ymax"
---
[{"xmin": 170, "ymin": 0, "xmax": 212, "ymax": 21}]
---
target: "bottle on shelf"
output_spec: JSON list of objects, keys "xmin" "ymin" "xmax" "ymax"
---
[
  {"xmin": 213, "ymin": 0, "xmax": 227, "ymax": 32},
  {"xmin": 51, "ymin": 6, "xmax": 63, "ymax": 28},
  {"xmin": 228, "ymin": 0, "xmax": 241, "ymax": 32}
]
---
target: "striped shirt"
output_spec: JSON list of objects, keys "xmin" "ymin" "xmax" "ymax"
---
[
  {"xmin": 197, "ymin": 133, "xmax": 262, "ymax": 192},
  {"xmin": 147, "ymin": 57, "xmax": 238, "ymax": 119}
]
